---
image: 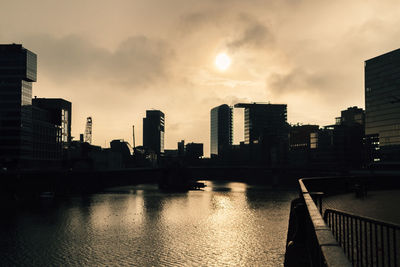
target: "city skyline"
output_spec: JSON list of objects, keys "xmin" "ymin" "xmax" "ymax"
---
[{"xmin": 1, "ymin": 0, "xmax": 400, "ymax": 156}]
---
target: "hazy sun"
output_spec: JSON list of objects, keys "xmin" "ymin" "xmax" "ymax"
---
[{"xmin": 215, "ymin": 53, "xmax": 231, "ymax": 71}]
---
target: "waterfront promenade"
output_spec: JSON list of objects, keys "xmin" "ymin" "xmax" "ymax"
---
[
  {"xmin": 285, "ymin": 175, "xmax": 400, "ymax": 267},
  {"xmin": 323, "ymin": 190, "xmax": 400, "ymax": 225}
]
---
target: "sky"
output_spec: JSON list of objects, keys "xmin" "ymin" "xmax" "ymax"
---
[{"xmin": 1, "ymin": 0, "xmax": 400, "ymax": 156}]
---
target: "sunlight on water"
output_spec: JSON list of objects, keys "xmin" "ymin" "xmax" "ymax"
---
[{"xmin": 1, "ymin": 181, "xmax": 296, "ymax": 266}]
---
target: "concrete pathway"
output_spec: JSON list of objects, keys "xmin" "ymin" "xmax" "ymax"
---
[{"xmin": 322, "ymin": 190, "xmax": 400, "ymax": 225}]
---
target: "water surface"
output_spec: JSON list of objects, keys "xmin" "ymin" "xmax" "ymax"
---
[{"xmin": 1, "ymin": 181, "xmax": 296, "ymax": 266}]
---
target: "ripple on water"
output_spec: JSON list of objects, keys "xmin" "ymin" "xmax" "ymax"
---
[{"xmin": 1, "ymin": 182, "xmax": 296, "ymax": 266}]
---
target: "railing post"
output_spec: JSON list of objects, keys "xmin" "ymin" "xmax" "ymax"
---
[{"xmin": 309, "ymin": 191, "xmax": 324, "ymax": 215}]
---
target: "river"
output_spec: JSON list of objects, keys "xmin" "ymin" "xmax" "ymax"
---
[{"xmin": 1, "ymin": 181, "xmax": 296, "ymax": 266}]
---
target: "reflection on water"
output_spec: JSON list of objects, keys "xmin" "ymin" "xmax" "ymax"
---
[{"xmin": 1, "ymin": 181, "xmax": 296, "ymax": 266}]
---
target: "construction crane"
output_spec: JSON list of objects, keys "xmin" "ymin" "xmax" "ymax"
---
[{"xmin": 84, "ymin": 117, "xmax": 92, "ymax": 144}]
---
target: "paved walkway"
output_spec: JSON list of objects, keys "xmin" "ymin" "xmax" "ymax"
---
[{"xmin": 322, "ymin": 190, "xmax": 400, "ymax": 225}]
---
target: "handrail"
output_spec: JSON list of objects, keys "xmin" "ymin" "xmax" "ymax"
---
[
  {"xmin": 298, "ymin": 178, "xmax": 352, "ymax": 267},
  {"xmin": 324, "ymin": 208, "xmax": 400, "ymax": 267},
  {"xmin": 325, "ymin": 209, "xmax": 400, "ymax": 230}
]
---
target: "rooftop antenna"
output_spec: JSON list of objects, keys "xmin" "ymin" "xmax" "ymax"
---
[{"xmin": 84, "ymin": 117, "xmax": 92, "ymax": 144}]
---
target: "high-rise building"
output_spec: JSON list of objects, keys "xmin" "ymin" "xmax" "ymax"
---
[
  {"xmin": 210, "ymin": 104, "xmax": 232, "ymax": 157},
  {"xmin": 0, "ymin": 44, "xmax": 37, "ymax": 169},
  {"xmin": 32, "ymin": 98, "xmax": 72, "ymax": 147},
  {"xmin": 365, "ymin": 48, "xmax": 400, "ymax": 161},
  {"xmin": 234, "ymin": 103, "xmax": 288, "ymax": 144},
  {"xmin": 143, "ymin": 110, "xmax": 165, "ymax": 155}
]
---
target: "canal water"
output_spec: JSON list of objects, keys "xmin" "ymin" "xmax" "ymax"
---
[{"xmin": 1, "ymin": 181, "xmax": 296, "ymax": 266}]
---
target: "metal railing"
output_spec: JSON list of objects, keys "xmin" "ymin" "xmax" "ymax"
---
[
  {"xmin": 284, "ymin": 178, "xmax": 352, "ymax": 266},
  {"xmin": 324, "ymin": 209, "xmax": 400, "ymax": 267}
]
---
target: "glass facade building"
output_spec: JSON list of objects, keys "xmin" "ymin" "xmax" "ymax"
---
[
  {"xmin": 143, "ymin": 110, "xmax": 165, "ymax": 155},
  {"xmin": 234, "ymin": 103, "xmax": 288, "ymax": 144},
  {"xmin": 365, "ymin": 48, "xmax": 400, "ymax": 161},
  {"xmin": 210, "ymin": 104, "xmax": 232, "ymax": 157},
  {"xmin": 0, "ymin": 44, "xmax": 37, "ymax": 169},
  {"xmin": 32, "ymin": 98, "xmax": 72, "ymax": 147}
]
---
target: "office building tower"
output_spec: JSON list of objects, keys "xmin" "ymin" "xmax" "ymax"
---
[
  {"xmin": 234, "ymin": 103, "xmax": 288, "ymax": 144},
  {"xmin": 32, "ymin": 98, "xmax": 72, "ymax": 147},
  {"xmin": 143, "ymin": 110, "xmax": 165, "ymax": 155},
  {"xmin": 31, "ymin": 104, "xmax": 62, "ymax": 165},
  {"xmin": 365, "ymin": 48, "xmax": 400, "ymax": 161},
  {"xmin": 210, "ymin": 104, "xmax": 232, "ymax": 156},
  {"xmin": 0, "ymin": 44, "xmax": 37, "ymax": 169}
]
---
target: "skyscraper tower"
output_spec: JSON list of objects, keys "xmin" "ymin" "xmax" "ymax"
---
[
  {"xmin": 234, "ymin": 103, "xmax": 287, "ymax": 144},
  {"xmin": 210, "ymin": 104, "xmax": 232, "ymax": 157},
  {"xmin": 365, "ymin": 48, "xmax": 400, "ymax": 162},
  {"xmin": 143, "ymin": 110, "xmax": 165, "ymax": 155},
  {"xmin": 0, "ymin": 44, "xmax": 37, "ymax": 169}
]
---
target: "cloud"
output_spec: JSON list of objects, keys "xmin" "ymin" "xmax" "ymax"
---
[
  {"xmin": 24, "ymin": 34, "xmax": 174, "ymax": 89},
  {"xmin": 268, "ymin": 68, "xmax": 330, "ymax": 96},
  {"xmin": 226, "ymin": 14, "xmax": 274, "ymax": 51},
  {"xmin": 178, "ymin": 10, "xmax": 274, "ymax": 52}
]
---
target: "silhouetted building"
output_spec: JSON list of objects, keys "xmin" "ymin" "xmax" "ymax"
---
[
  {"xmin": 110, "ymin": 139, "xmax": 133, "ymax": 167},
  {"xmin": 339, "ymin": 106, "xmax": 365, "ymax": 126},
  {"xmin": 178, "ymin": 140, "xmax": 185, "ymax": 157},
  {"xmin": 210, "ymin": 104, "xmax": 232, "ymax": 157},
  {"xmin": 185, "ymin": 142, "xmax": 203, "ymax": 159},
  {"xmin": 0, "ymin": 44, "xmax": 37, "ymax": 169},
  {"xmin": 66, "ymin": 141, "xmax": 122, "ymax": 170},
  {"xmin": 143, "ymin": 110, "xmax": 165, "ymax": 155},
  {"xmin": 234, "ymin": 103, "xmax": 288, "ymax": 144},
  {"xmin": 31, "ymin": 105, "xmax": 62, "ymax": 168},
  {"xmin": 310, "ymin": 107, "xmax": 365, "ymax": 170},
  {"xmin": 365, "ymin": 48, "xmax": 400, "ymax": 162},
  {"xmin": 232, "ymin": 103, "xmax": 289, "ymax": 166},
  {"xmin": 32, "ymin": 98, "xmax": 72, "ymax": 147},
  {"xmin": 164, "ymin": 149, "xmax": 178, "ymax": 158},
  {"xmin": 289, "ymin": 124, "xmax": 319, "ymax": 150}
]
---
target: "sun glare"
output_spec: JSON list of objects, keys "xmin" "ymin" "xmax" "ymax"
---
[{"xmin": 215, "ymin": 53, "xmax": 231, "ymax": 71}]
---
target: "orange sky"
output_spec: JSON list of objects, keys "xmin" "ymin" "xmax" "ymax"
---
[{"xmin": 1, "ymin": 0, "xmax": 400, "ymax": 156}]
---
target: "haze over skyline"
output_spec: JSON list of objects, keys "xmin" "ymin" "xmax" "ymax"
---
[{"xmin": 1, "ymin": 0, "xmax": 400, "ymax": 156}]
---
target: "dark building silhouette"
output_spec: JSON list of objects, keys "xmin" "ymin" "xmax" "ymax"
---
[
  {"xmin": 310, "ymin": 107, "xmax": 365, "ymax": 170},
  {"xmin": 178, "ymin": 140, "xmax": 185, "ymax": 157},
  {"xmin": 143, "ymin": 110, "xmax": 165, "ymax": 155},
  {"xmin": 289, "ymin": 124, "xmax": 319, "ymax": 150},
  {"xmin": 365, "ymin": 48, "xmax": 400, "ymax": 162},
  {"xmin": 234, "ymin": 103, "xmax": 288, "ymax": 145},
  {"xmin": 233, "ymin": 103, "xmax": 289, "ymax": 166},
  {"xmin": 32, "ymin": 98, "xmax": 72, "ymax": 148},
  {"xmin": 185, "ymin": 142, "xmax": 203, "ymax": 159},
  {"xmin": 210, "ymin": 104, "xmax": 232, "ymax": 157},
  {"xmin": 339, "ymin": 106, "xmax": 365, "ymax": 126},
  {"xmin": 66, "ymin": 141, "xmax": 123, "ymax": 170},
  {"xmin": 31, "ymin": 104, "xmax": 62, "ymax": 167},
  {"xmin": 110, "ymin": 139, "xmax": 133, "ymax": 167},
  {"xmin": 0, "ymin": 44, "xmax": 37, "ymax": 169}
]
